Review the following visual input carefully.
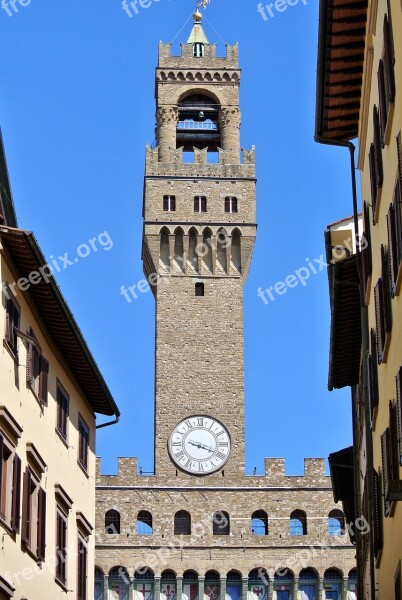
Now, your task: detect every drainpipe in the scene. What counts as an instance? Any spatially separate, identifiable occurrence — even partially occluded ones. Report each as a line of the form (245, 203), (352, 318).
(96, 414), (120, 430)
(315, 133), (374, 599)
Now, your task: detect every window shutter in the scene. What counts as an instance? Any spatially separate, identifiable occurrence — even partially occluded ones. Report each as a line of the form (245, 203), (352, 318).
(397, 133), (402, 189)
(381, 429), (392, 516)
(373, 106), (383, 188)
(37, 488), (46, 561)
(56, 512), (67, 583)
(0, 434), (3, 509)
(387, 203), (398, 291)
(383, 15), (395, 104)
(39, 357), (49, 406)
(11, 454), (21, 534)
(374, 280), (385, 362)
(26, 343), (33, 387)
(378, 60), (387, 140)
(373, 469), (383, 556)
(22, 469), (32, 546)
(369, 144), (378, 222)
(369, 330), (379, 413)
(381, 244), (392, 333)
(390, 400), (399, 481)
(4, 307), (12, 345)
(78, 538), (88, 600)
(397, 368), (402, 467)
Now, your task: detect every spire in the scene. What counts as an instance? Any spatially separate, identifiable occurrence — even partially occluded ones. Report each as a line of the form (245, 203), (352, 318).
(187, 4), (209, 45)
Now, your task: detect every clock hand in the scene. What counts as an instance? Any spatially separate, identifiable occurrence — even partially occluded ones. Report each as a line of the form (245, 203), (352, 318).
(188, 439), (214, 452)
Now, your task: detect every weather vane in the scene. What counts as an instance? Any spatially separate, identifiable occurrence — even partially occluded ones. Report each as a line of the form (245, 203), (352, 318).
(196, 0), (211, 9)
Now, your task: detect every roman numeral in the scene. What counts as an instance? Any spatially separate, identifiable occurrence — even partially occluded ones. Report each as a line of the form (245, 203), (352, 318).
(198, 463), (205, 472)
(197, 417), (204, 427)
(175, 451), (184, 460)
(219, 442), (229, 447)
(185, 459), (193, 469)
(185, 420), (193, 431)
(215, 429), (224, 436)
(172, 442), (182, 447)
(216, 451), (227, 460)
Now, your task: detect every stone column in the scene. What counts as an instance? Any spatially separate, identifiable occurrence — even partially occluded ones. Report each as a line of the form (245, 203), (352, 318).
(129, 577), (134, 600)
(293, 578), (299, 598)
(267, 582), (273, 600)
(220, 576), (226, 600)
(103, 575), (108, 600)
(241, 577), (248, 600)
(177, 577), (183, 600)
(342, 576), (348, 600)
(319, 577), (324, 599)
(197, 234), (204, 273)
(219, 107), (241, 164)
(154, 576), (161, 600)
(198, 576), (205, 600)
(157, 106), (178, 163)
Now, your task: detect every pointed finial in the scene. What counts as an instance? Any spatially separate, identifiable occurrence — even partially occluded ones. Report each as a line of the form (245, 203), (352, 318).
(196, 0), (211, 11)
(193, 6), (203, 21)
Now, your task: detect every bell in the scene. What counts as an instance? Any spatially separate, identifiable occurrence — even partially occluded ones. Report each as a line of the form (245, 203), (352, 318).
(198, 111), (206, 120)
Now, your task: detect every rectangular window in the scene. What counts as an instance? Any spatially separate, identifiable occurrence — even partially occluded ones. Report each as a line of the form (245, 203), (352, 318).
(0, 434), (21, 533)
(387, 176), (402, 296)
(225, 196), (238, 213)
(396, 565), (401, 600)
(163, 195), (176, 212)
(26, 337), (49, 405)
(194, 196), (207, 213)
(56, 508), (67, 586)
(77, 535), (88, 600)
(78, 418), (90, 472)
(56, 384), (69, 441)
(373, 469), (383, 556)
(396, 367), (402, 467)
(362, 201), (373, 298)
(368, 330), (379, 423)
(195, 282), (204, 297)
(4, 295), (20, 358)
(22, 468), (46, 560)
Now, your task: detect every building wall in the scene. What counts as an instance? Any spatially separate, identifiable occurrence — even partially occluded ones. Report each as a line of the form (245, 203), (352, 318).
(358, 0), (402, 595)
(0, 252), (96, 599)
(96, 457), (357, 596)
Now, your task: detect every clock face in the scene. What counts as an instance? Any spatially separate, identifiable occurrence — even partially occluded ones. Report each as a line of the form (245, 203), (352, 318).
(168, 415), (231, 475)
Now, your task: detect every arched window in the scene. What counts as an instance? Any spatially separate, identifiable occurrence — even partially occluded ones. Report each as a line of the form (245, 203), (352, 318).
(137, 511), (153, 535)
(205, 571), (220, 600)
(323, 569), (343, 600)
(109, 567), (129, 600)
(95, 568), (104, 600)
(160, 227), (170, 271)
(328, 509), (345, 536)
(105, 509), (120, 534)
(251, 510), (268, 536)
(248, 569), (268, 599)
(226, 571), (241, 600)
(213, 511), (230, 535)
(174, 227), (184, 272)
(274, 570), (294, 599)
(134, 569), (154, 600)
(299, 569), (318, 600)
(348, 568), (357, 596)
(135, 568), (155, 580)
(183, 570), (198, 600)
(216, 228), (228, 274)
(188, 227), (198, 272)
(231, 229), (241, 273)
(290, 510), (307, 536)
(202, 228), (213, 273)
(174, 510), (191, 535)
(161, 570), (176, 600)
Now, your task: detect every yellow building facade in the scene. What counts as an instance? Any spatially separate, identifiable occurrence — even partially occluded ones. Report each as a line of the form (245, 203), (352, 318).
(316, 0), (402, 596)
(0, 132), (120, 600)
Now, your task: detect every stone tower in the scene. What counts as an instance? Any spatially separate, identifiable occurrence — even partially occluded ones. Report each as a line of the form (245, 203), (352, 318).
(95, 12), (357, 599)
(141, 8), (256, 482)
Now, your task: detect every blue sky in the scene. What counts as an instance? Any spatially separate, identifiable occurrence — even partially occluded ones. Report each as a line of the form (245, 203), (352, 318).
(0, 0), (356, 475)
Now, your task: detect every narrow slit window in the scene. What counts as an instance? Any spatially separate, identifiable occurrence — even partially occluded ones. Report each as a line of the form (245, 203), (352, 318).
(193, 43), (205, 58)
(195, 283), (204, 297)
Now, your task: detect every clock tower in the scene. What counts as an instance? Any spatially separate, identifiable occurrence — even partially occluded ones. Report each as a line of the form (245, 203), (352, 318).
(95, 10), (357, 596)
(142, 8), (257, 481)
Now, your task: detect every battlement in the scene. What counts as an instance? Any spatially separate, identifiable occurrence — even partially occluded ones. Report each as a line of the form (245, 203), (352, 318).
(145, 145), (256, 178)
(158, 42), (239, 70)
(96, 456), (331, 488)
